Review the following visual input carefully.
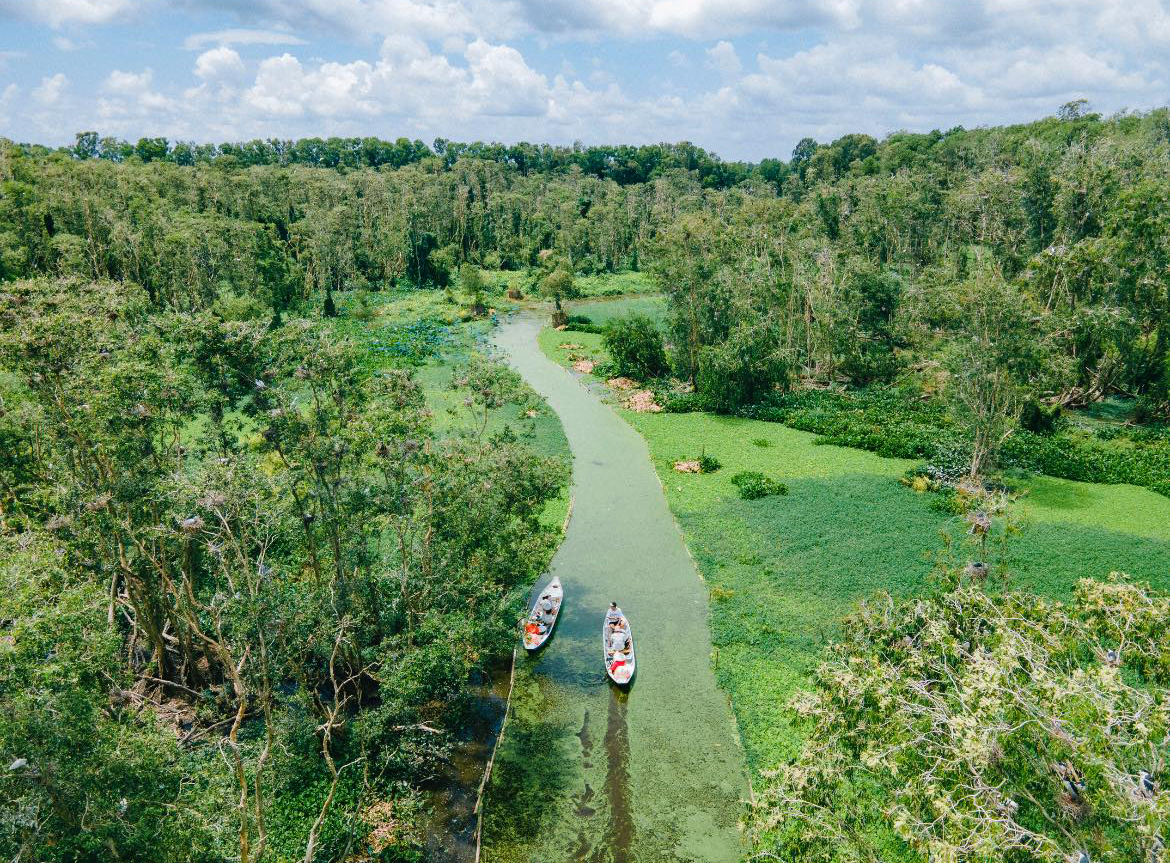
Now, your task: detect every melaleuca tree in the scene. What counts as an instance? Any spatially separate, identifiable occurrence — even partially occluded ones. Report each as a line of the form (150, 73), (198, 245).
(753, 571), (1170, 862)
(0, 534), (210, 862)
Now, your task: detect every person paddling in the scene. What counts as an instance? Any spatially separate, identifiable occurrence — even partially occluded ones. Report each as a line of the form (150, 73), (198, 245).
(606, 601), (623, 623)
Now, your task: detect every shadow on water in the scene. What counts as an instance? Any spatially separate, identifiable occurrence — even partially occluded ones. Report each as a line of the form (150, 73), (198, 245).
(418, 664), (511, 862)
(601, 688), (633, 863)
(480, 668), (582, 856)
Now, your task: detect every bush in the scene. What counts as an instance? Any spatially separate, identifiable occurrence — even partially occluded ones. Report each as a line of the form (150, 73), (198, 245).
(563, 314), (604, 335)
(602, 314), (669, 380)
(731, 471), (788, 500)
(1019, 398), (1061, 433)
(663, 392), (706, 413)
(698, 452), (721, 473)
(738, 387), (1170, 498)
(697, 323), (789, 413)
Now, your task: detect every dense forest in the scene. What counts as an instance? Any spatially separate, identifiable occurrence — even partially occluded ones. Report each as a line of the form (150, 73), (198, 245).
(3, 100), (1170, 861)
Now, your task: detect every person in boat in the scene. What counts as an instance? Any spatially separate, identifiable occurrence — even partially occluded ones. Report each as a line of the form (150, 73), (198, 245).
(609, 627), (630, 655)
(538, 595), (556, 626)
(606, 602), (623, 623)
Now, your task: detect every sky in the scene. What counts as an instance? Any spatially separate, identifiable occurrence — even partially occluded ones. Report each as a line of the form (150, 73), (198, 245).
(0, 1), (1168, 161)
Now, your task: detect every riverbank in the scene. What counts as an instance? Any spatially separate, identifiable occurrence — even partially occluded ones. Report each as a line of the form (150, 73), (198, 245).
(536, 325), (1170, 778)
(330, 290), (572, 859)
(482, 315), (750, 863)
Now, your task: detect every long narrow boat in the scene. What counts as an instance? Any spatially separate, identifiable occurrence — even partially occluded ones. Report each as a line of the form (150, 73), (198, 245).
(522, 577), (563, 652)
(602, 610), (636, 686)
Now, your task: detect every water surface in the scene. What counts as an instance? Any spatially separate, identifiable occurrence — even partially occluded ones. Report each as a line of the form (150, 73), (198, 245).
(482, 315), (749, 862)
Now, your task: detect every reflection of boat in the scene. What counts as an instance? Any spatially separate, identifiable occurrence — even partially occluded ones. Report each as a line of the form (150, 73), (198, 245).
(603, 610), (635, 686)
(522, 577), (563, 652)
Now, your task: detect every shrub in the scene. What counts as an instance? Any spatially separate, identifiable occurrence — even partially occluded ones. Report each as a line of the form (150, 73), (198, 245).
(1019, 398), (1061, 434)
(663, 392), (706, 413)
(698, 452), (721, 473)
(602, 314), (669, 380)
(697, 323), (789, 413)
(738, 387), (1170, 498)
(563, 314), (604, 335)
(753, 576), (1170, 860)
(751, 438), (771, 448)
(731, 471), (788, 500)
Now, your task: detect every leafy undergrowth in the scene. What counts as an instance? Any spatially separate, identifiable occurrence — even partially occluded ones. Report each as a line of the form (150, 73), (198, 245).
(336, 289), (571, 530)
(740, 389), (1170, 497)
(568, 294), (668, 326)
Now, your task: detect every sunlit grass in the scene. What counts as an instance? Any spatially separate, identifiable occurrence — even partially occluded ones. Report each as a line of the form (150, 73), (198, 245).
(568, 294), (668, 326)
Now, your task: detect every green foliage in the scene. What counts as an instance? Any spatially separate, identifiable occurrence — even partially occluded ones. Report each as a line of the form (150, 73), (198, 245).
(602, 313), (669, 380)
(740, 388), (1170, 497)
(663, 392), (707, 413)
(698, 452), (721, 473)
(539, 268), (577, 304)
(696, 323), (789, 413)
(0, 275), (569, 860)
(755, 576), (1170, 861)
(459, 264), (486, 313)
(0, 535), (208, 862)
(730, 471), (788, 499)
(1020, 397), (1062, 433)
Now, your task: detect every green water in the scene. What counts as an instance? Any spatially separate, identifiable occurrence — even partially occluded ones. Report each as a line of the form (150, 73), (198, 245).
(482, 315), (749, 862)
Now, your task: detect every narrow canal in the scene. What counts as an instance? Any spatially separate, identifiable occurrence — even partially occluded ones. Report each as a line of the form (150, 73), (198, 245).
(481, 315), (749, 862)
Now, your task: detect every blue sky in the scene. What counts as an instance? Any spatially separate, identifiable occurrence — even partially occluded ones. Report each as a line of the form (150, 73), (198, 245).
(1, 0), (1168, 161)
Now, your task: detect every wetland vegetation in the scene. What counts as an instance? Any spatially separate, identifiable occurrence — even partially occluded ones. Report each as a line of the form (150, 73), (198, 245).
(5, 101), (1170, 861)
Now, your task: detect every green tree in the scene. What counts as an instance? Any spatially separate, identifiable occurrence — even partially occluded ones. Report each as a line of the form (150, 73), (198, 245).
(602, 314), (668, 380)
(754, 573), (1170, 862)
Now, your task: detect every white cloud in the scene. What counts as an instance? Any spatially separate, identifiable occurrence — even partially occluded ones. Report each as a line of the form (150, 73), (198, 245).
(6, 0), (1170, 160)
(104, 68), (153, 94)
(0, 83), (18, 127)
(194, 46), (245, 81)
(32, 72), (67, 105)
(705, 41), (741, 75)
(182, 28), (308, 51)
(98, 68), (178, 123)
(0, 0), (134, 26)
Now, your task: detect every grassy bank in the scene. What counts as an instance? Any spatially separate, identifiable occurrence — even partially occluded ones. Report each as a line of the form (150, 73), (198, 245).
(537, 326), (1170, 776)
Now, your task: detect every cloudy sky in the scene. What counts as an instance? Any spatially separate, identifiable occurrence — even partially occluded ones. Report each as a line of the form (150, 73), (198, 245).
(0, 0), (1168, 160)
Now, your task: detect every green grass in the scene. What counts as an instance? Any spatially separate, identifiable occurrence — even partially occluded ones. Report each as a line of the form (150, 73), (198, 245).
(537, 327), (606, 371)
(572, 270), (656, 297)
(479, 269), (656, 300)
(628, 412), (1170, 774)
(568, 294), (668, 326)
(534, 326), (1170, 776)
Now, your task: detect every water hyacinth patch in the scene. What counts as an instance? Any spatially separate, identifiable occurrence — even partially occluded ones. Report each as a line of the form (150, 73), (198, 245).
(368, 319), (453, 364)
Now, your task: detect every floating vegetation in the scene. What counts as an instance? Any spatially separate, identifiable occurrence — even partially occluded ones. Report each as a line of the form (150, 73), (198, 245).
(368, 318), (454, 364)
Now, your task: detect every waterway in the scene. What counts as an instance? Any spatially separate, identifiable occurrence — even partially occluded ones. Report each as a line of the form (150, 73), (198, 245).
(481, 314), (749, 862)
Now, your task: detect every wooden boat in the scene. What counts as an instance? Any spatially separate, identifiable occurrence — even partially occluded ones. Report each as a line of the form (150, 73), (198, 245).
(522, 577), (563, 652)
(603, 610), (635, 686)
